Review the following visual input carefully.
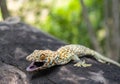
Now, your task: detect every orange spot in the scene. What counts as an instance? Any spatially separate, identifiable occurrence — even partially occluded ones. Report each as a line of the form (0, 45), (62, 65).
(40, 54), (46, 60)
(48, 58), (51, 63)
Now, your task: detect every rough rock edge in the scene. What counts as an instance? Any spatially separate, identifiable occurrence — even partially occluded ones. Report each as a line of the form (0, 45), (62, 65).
(0, 21), (120, 84)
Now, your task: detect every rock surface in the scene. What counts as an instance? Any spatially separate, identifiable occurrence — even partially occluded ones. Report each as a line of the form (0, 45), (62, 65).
(0, 21), (120, 84)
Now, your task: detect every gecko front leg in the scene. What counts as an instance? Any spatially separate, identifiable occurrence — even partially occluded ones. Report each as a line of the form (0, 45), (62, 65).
(72, 55), (92, 67)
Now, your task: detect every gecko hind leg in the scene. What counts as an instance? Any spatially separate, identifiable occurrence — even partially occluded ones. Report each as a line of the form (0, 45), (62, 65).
(97, 59), (106, 63)
(94, 57), (106, 63)
(72, 55), (92, 67)
(74, 60), (92, 67)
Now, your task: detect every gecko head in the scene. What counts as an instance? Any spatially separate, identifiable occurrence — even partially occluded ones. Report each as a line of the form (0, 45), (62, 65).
(26, 50), (53, 72)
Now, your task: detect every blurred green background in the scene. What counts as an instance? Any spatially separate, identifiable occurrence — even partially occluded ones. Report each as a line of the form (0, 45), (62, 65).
(0, 0), (120, 62)
(3, 0), (104, 46)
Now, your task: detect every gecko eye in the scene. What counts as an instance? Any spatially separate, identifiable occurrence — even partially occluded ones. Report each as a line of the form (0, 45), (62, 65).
(40, 54), (46, 60)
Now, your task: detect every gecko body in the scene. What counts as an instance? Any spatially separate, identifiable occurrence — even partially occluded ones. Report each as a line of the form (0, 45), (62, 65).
(26, 44), (120, 72)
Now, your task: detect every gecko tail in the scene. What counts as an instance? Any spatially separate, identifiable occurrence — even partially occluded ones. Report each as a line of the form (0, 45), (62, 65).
(94, 52), (120, 67)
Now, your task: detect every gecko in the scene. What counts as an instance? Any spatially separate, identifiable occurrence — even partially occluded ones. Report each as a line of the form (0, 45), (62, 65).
(26, 44), (120, 72)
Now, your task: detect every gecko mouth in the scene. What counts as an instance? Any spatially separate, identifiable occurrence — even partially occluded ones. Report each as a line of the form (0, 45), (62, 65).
(26, 62), (45, 72)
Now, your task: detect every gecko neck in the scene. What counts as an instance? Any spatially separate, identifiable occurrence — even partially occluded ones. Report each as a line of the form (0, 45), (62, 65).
(52, 52), (61, 65)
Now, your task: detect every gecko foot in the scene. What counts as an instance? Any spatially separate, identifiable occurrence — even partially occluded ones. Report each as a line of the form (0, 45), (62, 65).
(74, 60), (92, 67)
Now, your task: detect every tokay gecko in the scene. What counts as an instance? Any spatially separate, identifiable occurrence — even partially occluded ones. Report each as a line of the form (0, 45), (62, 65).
(26, 44), (120, 72)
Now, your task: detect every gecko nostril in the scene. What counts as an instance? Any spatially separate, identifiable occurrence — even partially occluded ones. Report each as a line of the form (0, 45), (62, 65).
(26, 56), (32, 61)
(26, 56), (30, 59)
(26, 57), (29, 60)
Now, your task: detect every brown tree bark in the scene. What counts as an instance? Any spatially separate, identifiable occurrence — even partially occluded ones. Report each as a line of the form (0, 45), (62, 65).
(80, 0), (101, 53)
(104, 0), (120, 61)
(0, 0), (10, 20)
(111, 0), (120, 61)
(104, 0), (113, 58)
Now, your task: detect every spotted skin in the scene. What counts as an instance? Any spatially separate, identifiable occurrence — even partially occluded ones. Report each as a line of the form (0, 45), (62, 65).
(26, 44), (120, 71)
(26, 50), (57, 69)
(56, 45), (95, 64)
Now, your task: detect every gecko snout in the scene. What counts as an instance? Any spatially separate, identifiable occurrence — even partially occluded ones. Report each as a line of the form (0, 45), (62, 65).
(26, 55), (33, 61)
